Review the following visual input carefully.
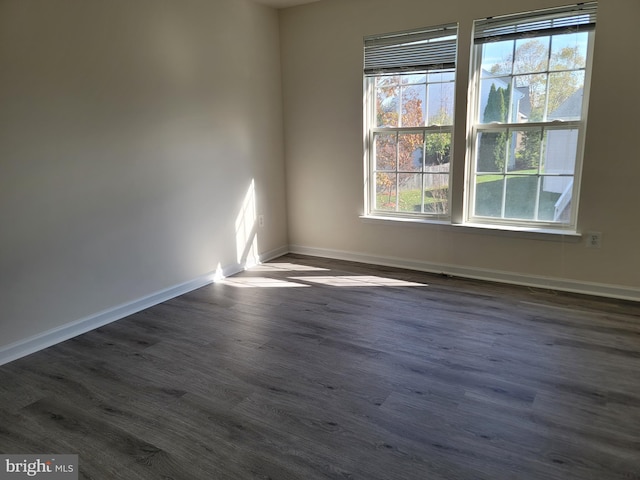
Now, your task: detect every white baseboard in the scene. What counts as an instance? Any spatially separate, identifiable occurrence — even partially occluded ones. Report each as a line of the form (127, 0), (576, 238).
(259, 245), (290, 264)
(4, 242), (633, 367)
(288, 244), (640, 302)
(0, 273), (216, 368)
(0, 245), (290, 367)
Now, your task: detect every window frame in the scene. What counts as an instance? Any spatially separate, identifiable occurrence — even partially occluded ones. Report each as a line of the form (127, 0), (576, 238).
(365, 71), (456, 219)
(363, 24), (459, 221)
(465, 5), (597, 231)
(362, 4), (597, 235)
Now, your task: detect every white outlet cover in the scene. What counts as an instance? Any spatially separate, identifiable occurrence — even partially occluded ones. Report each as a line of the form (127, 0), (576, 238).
(586, 231), (602, 248)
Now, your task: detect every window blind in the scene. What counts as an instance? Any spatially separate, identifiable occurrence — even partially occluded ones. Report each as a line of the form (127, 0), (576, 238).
(364, 24), (458, 76)
(474, 2), (597, 44)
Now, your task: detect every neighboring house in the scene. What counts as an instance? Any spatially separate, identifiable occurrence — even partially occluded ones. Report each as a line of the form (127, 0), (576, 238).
(548, 87), (584, 121)
(544, 87), (584, 221)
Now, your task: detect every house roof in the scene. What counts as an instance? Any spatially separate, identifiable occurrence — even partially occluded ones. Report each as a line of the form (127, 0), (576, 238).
(548, 87), (583, 120)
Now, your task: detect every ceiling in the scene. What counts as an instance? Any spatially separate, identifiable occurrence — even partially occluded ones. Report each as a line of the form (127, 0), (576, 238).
(252, 0), (321, 8)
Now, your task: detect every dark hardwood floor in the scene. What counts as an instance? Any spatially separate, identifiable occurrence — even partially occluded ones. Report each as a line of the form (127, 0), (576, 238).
(1, 254), (639, 479)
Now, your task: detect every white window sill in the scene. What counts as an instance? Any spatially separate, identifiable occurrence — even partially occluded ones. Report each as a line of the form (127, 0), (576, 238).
(360, 215), (582, 242)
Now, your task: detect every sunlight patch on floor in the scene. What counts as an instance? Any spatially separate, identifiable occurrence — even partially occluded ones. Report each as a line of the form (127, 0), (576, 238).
(289, 275), (427, 287)
(222, 277), (310, 288)
(249, 263), (329, 272)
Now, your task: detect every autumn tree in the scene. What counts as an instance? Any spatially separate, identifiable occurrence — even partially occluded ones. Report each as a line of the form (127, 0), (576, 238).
(374, 75), (452, 212)
(374, 77), (400, 206)
(375, 78), (426, 210)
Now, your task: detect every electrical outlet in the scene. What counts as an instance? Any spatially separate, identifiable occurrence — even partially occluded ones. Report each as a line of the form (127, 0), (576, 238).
(258, 215), (265, 228)
(586, 231), (602, 249)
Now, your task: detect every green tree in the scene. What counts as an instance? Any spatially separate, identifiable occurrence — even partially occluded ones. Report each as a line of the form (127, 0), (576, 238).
(425, 107), (452, 166)
(479, 84), (508, 171)
(517, 129), (542, 169)
(484, 84), (507, 123)
(422, 107), (452, 214)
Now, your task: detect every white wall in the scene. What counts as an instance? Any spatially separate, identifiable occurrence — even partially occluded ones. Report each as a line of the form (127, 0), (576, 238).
(0, 0), (288, 353)
(280, 0), (640, 298)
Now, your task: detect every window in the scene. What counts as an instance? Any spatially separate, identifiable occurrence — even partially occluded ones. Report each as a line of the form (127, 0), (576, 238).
(362, 3), (597, 233)
(364, 24), (458, 218)
(468, 3), (597, 228)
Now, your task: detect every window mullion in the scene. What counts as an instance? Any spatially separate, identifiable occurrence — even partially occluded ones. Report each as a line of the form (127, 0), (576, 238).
(475, 120), (580, 131)
(500, 175), (507, 219)
(534, 175), (541, 220)
(395, 132), (400, 212)
(397, 85), (403, 128)
(538, 128), (544, 175)
(421, 134), (427, 213)
(544, 35), (554, 121)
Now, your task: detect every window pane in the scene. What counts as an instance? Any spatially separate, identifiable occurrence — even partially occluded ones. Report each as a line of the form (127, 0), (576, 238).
(398, 133), (424, 172)
(423, 174), (449, 214)
(401, 85), (426, 127)
(376, 76), (399, 87)
(515, 73), (547, 122)
(541, 176), (573, 222)
(479, 78), (511, 123)
(427, 82), (454, 125)
(402, 73), (426, 84)
(504, 175), (538, 220)
(547, 71), (584, 120)
(541, 128), (578, 175)
(428, 70), (455, 83)
(477, 131), (507, 173)
(475, 176), (504, 218)
(398, 174), (422, 212)
(508, 129), (542, 172)
(469, 13), (593, 227)
(375, 173), (397, 211)
(480, 40), (514, 76)
(425, 132), (451, 168)
(376, 85), (399, 127)
(550, 32), (588, 71)
(374, 133), (397, 171)
(513, 37), (550, 74)
(366, 27), (458, 220)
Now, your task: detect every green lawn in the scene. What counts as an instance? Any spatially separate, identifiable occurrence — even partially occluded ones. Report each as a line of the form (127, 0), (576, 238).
(475, 175), (560, 220)
(475, 169), (538, 184)
(376, 186), (447, 213)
